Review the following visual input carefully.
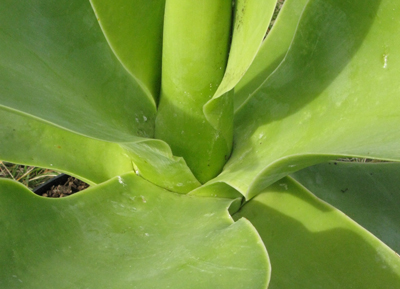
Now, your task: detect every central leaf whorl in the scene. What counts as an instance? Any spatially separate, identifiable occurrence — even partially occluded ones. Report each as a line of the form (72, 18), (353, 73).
(155, 0), (233, 183)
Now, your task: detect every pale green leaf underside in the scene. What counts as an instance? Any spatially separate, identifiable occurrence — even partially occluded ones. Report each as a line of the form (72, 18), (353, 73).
(89, 0), (165, 102)
(234, 0), (309, 111)
(292, 161), (400, 254)
(234, 177), (400, 288)
(212, 0), (400, 199)
(0, 174), (270, 289)
(0, 0), (156, 142)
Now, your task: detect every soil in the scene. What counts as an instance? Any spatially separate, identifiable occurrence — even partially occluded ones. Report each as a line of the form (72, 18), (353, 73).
(41, 176), (89, 198)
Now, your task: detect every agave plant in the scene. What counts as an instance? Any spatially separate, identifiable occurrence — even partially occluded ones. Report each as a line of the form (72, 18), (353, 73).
(1, 0), (400, 287)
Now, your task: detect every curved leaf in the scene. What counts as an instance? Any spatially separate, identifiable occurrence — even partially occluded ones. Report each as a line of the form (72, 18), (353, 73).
(212, 0), (277, 99)
(292, 161), (400, 254)
(0, 0), (156, 142)
(0, 105), (199, 192)
(121, 140), (201, 193)
(0, 174), (270, 288)
(202, 0), (277, 171)
(89, 0), (165, 101)
(189, 182), (242, 200)
(234, 0), (309, 111)
(0, 107), (132, 185)
(234, 177), (400, 288)
(155, 0), (232, 183)
(210, 0), (400, 198)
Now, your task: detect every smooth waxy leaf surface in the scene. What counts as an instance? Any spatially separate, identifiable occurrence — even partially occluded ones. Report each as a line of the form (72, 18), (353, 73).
(155, 0), (233, 183)
(0, 104), (199, 192)
(292, 161), (400, 253)
(121, 141), (201, 193)
(234, 177), (400, 288)
(201, 0), (277, 175)
(211, 0), (400, 199)
(0, 108), (132, 185)
(0, 0), (200, 192)
(0, 174), (270, 288)
(189, 181), (242, 200)
(0, 0), (156, 142)
(90, 0), (165, 101)
(234, 0), (309, 111)
(212, 0), (277, 99)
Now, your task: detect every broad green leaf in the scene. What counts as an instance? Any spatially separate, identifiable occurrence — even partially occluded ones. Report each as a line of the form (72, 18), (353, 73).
(0, 105), (200, 193)
(89, 0), (165, 101)
(0, 0), (199, 193)
(234, 0), (309, 111)
(155, 0), (233, 183)
(0, 107), (132, 185)
(210, 0), (400, 199)
(0, 174), (270, 289)
(234, 177), (400, 288)
(0, 0), (156, 142)
(292, 161), (400, 254)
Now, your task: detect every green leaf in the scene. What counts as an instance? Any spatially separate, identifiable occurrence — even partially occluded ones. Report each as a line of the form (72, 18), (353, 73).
(212, 0), (277, 99)
(234, 0), (309, 111)
(89, 0), (165, 101)
(0, 0), (156, 142)
(155, 0), (233, 183)
(0, 107), (133, 185)
(201, 0), (278, 176)
(0, 174), (270, 288)
(0, 105), (201, 192)
(292, 161), (400, 254)
(210, 0), (400, 199)
(0, 0), (200, 192)
(234, 177), (400, 288)
(189, 181), (242, 200)
(121, 140), (201, 193)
